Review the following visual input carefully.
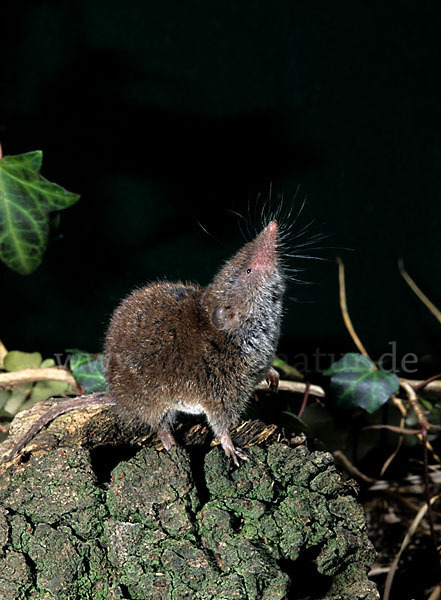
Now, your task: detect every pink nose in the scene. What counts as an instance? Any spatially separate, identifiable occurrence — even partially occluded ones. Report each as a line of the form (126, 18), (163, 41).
(267, 220), (278, 233)
(249, 221), (278, 273)
(264, 220), (278, 246)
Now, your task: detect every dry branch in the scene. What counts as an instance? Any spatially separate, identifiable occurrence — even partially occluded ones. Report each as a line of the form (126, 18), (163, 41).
(256, 378), (325, 398)
(0, 367), (81, 392)
(400, 377), (441, 400)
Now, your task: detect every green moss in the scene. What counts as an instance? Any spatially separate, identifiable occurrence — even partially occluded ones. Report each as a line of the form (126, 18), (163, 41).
(0, 439), (378, 599)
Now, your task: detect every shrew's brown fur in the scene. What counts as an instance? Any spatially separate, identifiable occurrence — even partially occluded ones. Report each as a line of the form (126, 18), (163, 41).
(105, 221), (284, 464)
(8, 222), (284, 466)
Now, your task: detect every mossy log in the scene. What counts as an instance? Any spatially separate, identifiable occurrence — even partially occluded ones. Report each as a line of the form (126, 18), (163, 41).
(0, 398), (379, 599)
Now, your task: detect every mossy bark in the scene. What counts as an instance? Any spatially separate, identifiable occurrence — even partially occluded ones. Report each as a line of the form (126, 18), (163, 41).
(0, 401), (378, 599)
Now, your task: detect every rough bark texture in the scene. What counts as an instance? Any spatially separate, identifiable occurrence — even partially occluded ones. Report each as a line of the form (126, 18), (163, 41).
(0, 401), (379, 600)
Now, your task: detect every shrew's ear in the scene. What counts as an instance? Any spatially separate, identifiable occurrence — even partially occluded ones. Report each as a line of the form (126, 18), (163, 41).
(210, 306), (243, 331)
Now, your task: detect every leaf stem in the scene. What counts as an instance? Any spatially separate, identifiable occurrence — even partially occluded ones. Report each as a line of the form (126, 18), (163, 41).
(398, 259), (441, 324)
(336, 257), (374, 365)
(298, 381), (311, 418)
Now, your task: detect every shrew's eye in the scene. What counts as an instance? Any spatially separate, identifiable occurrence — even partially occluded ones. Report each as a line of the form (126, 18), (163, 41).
(246, 268), (252, 274)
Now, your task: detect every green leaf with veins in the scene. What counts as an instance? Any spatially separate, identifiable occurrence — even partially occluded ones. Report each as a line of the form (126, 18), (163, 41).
(67, 350), (99, 371)
(0, 150), (80, 274)
(70, 353), (108, 393)
(324, 352), (399, 414)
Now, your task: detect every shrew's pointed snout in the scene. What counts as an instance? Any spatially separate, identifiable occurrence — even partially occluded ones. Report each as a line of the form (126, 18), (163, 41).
(264, 220), (279, 247)
(267, 220), (278, 234)
(249, 221), (279, 274)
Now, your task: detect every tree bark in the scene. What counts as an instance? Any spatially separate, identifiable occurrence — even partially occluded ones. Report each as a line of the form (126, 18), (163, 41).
(0, 398), (379, 600)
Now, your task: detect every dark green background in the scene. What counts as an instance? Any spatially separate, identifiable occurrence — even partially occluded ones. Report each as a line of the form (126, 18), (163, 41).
(1, 0), (440, 372)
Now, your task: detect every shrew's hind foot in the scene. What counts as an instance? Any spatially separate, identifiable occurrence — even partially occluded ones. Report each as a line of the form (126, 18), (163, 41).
(219, 431), (250, 467)
(157, 425), (177, 451)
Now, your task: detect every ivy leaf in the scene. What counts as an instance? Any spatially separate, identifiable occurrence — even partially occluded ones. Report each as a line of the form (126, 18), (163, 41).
(67, 349), (98, 371)
(324, 353), (399, 414)
(283, 411), (311, 435)
(0, 409), (14, 422)
(272, 356), (304, 380)
(4, 385), (33, 415)
(30, 380), (72, 404)
(0, 150), (80, 274)
(3, 351), (42, 371)
(16, 150), (42, 172)
(70, 352), (108, 393)
(0, 390), (10, 409)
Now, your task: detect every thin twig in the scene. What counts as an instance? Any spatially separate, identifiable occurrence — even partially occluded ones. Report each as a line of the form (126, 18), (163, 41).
(0, 368), (81, 392)
(398, 259), (441, 325)
(411, 372), (441, 392)
(256, 379), (325, 398)
(421, 425), (438, 548)
(383, 494), (440, 600)
(298, 381), (311, 419)
(333, 450), (376, 484)
(400, 381), (438, 552)
(369, 566), (391, 577)
(400, 381), (430, 430)
(400, 377), (441, 399)
(380, 415), (405, 476)
(363, 424), (421, 435)
(336, 257), (374, 364)
(391, 394), (408, 418)
(428, 585), (441, 600)
(380, 396), (408, 476)
(400, 381), (441, 463)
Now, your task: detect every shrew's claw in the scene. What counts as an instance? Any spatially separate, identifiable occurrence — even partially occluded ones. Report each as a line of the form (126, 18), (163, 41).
(266, 367), (280, 392)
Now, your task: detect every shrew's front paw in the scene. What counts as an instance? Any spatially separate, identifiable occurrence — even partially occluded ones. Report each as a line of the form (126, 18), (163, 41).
(266, 367), (280, 392)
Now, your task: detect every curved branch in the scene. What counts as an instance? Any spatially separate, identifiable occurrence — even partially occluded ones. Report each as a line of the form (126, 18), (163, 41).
(0, 367), (81, 392)
(398, 260), (441, 325)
